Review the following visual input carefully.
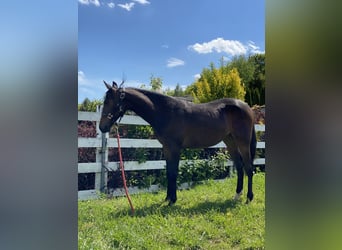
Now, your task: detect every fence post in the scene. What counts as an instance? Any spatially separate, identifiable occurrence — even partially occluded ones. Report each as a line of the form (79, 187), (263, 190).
(95, 105), (108, 193)
(100, 131), (108, 192)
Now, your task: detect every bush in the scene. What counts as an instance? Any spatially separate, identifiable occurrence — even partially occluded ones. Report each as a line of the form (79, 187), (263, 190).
(178, 149), (231, 186)
(105, 149), (232, 191)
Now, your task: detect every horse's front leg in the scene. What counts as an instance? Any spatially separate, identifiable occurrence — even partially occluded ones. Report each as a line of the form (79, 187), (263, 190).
(164, 147), (180, 205)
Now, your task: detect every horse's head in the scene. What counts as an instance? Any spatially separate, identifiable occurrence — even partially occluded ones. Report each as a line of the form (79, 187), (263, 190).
(99, 80), (126, 133)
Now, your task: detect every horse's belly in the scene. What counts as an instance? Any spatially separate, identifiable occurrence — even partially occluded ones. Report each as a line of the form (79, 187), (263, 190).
(182, 140), (221, 149)
(182, 131), (225, 148)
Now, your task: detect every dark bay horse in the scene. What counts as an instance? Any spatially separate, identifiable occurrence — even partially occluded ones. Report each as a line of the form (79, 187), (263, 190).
(99, 81), (257, 205)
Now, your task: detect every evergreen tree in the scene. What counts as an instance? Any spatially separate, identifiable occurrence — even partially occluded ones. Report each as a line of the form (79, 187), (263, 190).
(248, 54), (265, 105)
(173, 83), (185, 97)
(225, 54), (265, 105)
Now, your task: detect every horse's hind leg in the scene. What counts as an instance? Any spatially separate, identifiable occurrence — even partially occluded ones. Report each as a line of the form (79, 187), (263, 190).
(224, 135), (244, 200)
(226, 132), (254, 203)
(237, 141), (254, 203)
(163, 146), (180, 205)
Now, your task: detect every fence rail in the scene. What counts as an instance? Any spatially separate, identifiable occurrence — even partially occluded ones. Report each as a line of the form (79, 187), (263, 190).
(78, 110), (265, 200)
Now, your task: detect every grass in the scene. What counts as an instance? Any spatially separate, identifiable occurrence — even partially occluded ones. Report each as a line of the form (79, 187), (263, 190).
(78, 173), (265, 249)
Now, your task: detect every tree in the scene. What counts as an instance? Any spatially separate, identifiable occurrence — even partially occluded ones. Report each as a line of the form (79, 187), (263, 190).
(247, 54), (265, 105)
(78, 98), (103, 112)
(188, 62), (246, 103)
(150, 75), (163, 92)
(225, 55), (255, 84)
(224, 54), (265, 106)
(173, 83), (185, 97)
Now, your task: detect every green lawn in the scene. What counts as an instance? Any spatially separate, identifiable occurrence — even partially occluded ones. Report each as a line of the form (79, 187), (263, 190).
(78, 173), (265, 249)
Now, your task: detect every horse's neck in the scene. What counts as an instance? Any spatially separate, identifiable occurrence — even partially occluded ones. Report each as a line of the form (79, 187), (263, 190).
(125, 88), (157, 125)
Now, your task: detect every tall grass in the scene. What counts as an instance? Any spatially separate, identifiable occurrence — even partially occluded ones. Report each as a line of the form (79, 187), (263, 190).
(79, 173), (265, 249)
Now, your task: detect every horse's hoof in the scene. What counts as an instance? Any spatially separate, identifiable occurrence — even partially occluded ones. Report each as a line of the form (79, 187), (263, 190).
(168, 201), (175, 206)
(165, 196), (176, 206)
(245, 196), (253, 204)
(246, 193), (254, 204)
(234, 192), (242, 201)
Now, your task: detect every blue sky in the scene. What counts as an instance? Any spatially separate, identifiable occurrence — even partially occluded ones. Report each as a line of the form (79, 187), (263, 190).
(78, 0), (264, 103)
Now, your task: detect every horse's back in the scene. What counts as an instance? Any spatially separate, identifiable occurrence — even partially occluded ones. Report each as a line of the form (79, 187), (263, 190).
(185, 98), (252, 119)
(169, 99), (242, 147)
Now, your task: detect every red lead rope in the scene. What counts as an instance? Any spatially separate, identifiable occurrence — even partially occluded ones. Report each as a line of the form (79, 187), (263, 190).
(116, 127), (135, 216)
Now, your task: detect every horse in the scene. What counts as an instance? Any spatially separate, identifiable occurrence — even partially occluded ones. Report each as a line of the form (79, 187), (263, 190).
(99, 81), (257, 205)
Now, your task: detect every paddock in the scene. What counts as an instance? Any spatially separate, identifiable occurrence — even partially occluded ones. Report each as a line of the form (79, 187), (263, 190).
(78, 108), (265, 200)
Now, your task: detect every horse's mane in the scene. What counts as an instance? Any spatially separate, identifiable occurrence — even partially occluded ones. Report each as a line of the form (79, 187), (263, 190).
(129, 88), (184, 107)
(130, 88), (172, 99)
(126, 87), (242, 113)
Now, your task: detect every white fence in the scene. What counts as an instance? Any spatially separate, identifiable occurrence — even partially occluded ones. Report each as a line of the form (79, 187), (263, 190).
(78, 110), (265, 200)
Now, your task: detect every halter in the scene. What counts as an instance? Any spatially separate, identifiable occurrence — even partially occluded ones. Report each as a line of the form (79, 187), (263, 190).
(102, 88), (126, 123)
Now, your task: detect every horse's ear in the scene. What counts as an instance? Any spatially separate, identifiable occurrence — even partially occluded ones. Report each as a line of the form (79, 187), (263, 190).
(103, 80), (112, 90)
(119, 80), (125, 89)
(112, 81), (118, 89)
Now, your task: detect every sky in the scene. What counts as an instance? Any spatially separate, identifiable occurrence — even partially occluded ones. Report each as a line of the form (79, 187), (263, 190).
(78, 0), (265, 103)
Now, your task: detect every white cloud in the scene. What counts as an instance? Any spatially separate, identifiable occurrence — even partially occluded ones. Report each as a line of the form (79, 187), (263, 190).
(78, 70), (97, 87)
(78, 71), (106, 102)
(78, 0), (100, 7)
(194, 74), (201, 80)
(188, 38), (264, 56)
(78, 0), (151, 10)
(161, 44), (169, 49)
(118, 2), (135, 11)
(78, 71), (86, 85)
(107, 2), (115, 8)
(133, 0), (150, 5)
(167, 58), (185, 68)
(188, 38), (246, 56)
(247, 41), (265, 54)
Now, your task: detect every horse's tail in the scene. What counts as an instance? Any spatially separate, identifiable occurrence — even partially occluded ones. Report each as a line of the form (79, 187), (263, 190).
(250, 125), (257, 163)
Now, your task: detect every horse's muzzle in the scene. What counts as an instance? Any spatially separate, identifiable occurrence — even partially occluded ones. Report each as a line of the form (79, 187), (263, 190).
(99, 122), (110, 133)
